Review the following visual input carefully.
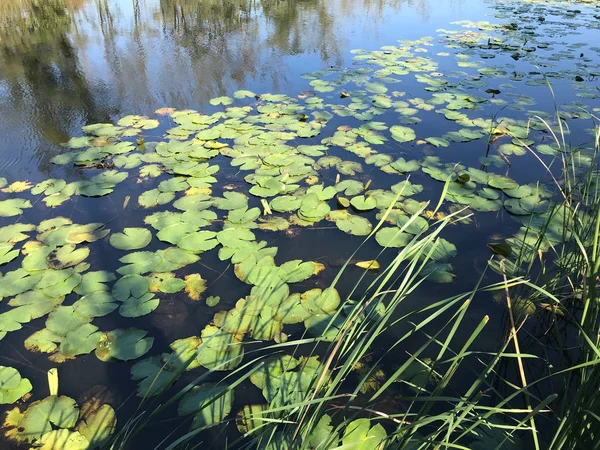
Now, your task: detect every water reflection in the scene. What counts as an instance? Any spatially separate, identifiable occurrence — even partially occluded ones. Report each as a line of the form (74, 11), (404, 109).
(0, 0), (457, 176)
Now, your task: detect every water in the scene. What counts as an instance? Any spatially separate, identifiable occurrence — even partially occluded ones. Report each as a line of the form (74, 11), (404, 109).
(0, 0), (599, 448)
(0, 0), (492, 179)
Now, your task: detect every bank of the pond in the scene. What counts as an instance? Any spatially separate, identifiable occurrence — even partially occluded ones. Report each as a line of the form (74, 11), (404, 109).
(0, 0), (599, 449)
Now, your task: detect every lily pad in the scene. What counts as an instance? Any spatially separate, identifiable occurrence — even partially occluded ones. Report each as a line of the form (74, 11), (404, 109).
(375, 228), (411, 248)
(335, 215), (373, 236)
(178, 383), (234, 429)
(390, 125), (416, 143)
(7, 395), (79, 442)
(95, 328), (154, 362)
(0, 366), (32, 404)
(350, 195), (377, 211)
(77, 404), (116, 449)
(184, 274), (207, 301)
(342, 418), (387, 450)
(109, 228), (152, 250)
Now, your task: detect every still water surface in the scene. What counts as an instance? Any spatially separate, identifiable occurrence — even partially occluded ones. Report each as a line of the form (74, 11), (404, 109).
(0, 0), (489, 178)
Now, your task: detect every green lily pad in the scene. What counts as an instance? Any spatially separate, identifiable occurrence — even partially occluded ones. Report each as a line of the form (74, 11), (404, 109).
(422, 262), (455, 283)
(130, 356), (178, 397)
(178, 231), (219, 253)
(109, 228), (152, 250)
(112, 275), (149, 301)
(36, 429), (89, 450)
(72, 292), (118, 318)
(258, 217), (289, 231)
(139, 189), (175, 208)
(217, 228), (255, 249)
(119, 293), (159, 318)
(488, 175), (519, 190)
(117, 252), (162, 276)
(0, 223), (35, 243)
(148, 272), (185, 294)
(0, 243), (19, 266)
(335, 215), (373, 236)
(0, 366), (32, 404)
(206, 296), (220, 307)
(215, 192), (248, 210)
(77, 404), (116, 449)
(178, 383), (234, 430)
(193, 325), (244, 371)
(156, 222), (198, 245)
(95, 328), (154, 362)
(0, 199), (32, 217)
(0, 269), (44, 297)
(342, 418), (387, 450)
(65, 224), (110, 244)
(210, 96), (233, 106)
(423, 238), (457, 261)
(425, 136), (450, 147)
(7, 395), (79, 442)
(375, 228), (411, 248)
(270, 196), (303, 213)
(279, 260), (323, 283)
(383, 157), (420, 173)
(390, 125), (416, 143)
(350, 195), (377, 211)
(236, 404), (270, 434)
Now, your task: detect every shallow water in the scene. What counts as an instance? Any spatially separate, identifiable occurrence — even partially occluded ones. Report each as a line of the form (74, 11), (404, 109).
(0, 0), (599, 448)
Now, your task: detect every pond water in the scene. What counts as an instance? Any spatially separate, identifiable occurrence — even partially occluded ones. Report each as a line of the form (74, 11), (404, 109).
(0, 0), (599, 448)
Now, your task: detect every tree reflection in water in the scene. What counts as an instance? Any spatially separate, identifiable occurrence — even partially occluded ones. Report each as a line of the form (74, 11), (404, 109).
(0, 0), (432, 175)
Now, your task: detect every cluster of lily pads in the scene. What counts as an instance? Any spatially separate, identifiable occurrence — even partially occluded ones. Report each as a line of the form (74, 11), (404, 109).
(4, 394), (116, 449)
(1, 0), (599, 447)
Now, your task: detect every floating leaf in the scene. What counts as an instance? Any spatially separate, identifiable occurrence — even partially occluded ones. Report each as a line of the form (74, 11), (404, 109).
(270, 196), (302, 213)
(258, 217), (289, 231)
(355, 260), (380, 270)
(95, 329), (154, 362)
(488, 242), (512, 258)
(119, 293), (159, 318)
(0, 243), (19, 266)
(112, 275), (149, 301)
(375, 228), (411, 248)
(147, 273), (185, 294)
(335, 215), (372, 236)
(342, 418), (387, 450)
(109, 228), (152, 250)
(210, 96), (233, 106)
(139, 189), (175, 208)
(36, 429), (89, 450)
(350, 195), (377, 211)
(425, 136), (450, 148)
(178, 383), (234, 429)
(6, 395), (79, 442)
(0, 366), (32, 404)
(0, 199), (32, 217)
(390, 125), (416, 143)
(184, 274), (207, 301)
(178, 231), (218, 253)
(130, 356), (177, 397)
(488, 175), (519, 190)
(1, 181), (32, 193)
(72, 292), (118, 318)
(236, 404), (270, 434)
(421, 262), (454, 283)
(77, 403), (116, 449)
(206, 296), (220, 307)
